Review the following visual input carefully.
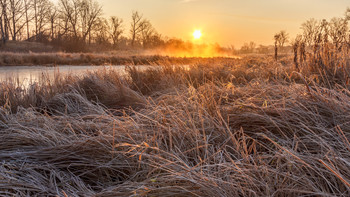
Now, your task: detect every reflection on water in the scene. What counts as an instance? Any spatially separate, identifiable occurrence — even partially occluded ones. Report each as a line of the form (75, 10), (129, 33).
(0, 65), (146, 88)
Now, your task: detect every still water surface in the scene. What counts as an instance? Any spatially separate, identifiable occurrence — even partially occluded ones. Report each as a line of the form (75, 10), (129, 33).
(0, 65), (148, 88)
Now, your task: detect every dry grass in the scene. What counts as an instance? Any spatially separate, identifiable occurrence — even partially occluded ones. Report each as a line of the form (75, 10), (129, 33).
(1, 55), (350, 196)
(0, 51), (238, 66)
(0, 41), (55, 53)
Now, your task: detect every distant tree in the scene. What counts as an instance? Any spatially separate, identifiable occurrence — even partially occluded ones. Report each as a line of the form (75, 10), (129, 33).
(140, 19), (156, 48)
(80, 0), (102, 43)
(320, 19), (329, 45)
(0, 0), (9, 44)
(301, 18), (320, 47)
(33, 0), (49, 35)
(278, 31), (289, 47)
(33, 0), (52, 40)
(23, 0), (33, 40)
(329, 17), (348, 49)
(130, 11), (144, 47)
(8, 0), (26, 41)
(58, 0), (101, 43)
(149, 33), (163, 48)
(248, 41), (256, 52)
(345, 7), (350, 21)
(56, 0), (69, 39)
(48, 5), (57, 40)
(291, 35), (303, 70)
(93, 17), (109, 45)
(257, 45), (268, 54)
(274, 34), (279, 61)
(108, 16), (123, 48)
(228, 45), (236, 54)
(274, 30), (289, 61)
(59, 0), (80, 39)
(345, 8), (350, 50)
(240, 42), (250, 54)
(240, 42), (255, 54)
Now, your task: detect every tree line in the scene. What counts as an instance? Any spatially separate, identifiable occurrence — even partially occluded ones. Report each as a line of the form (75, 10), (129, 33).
(0, 0), (163, 51)
(274, 8), (350, 65)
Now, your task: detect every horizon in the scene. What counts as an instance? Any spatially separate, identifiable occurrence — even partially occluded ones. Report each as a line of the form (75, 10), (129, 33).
(93, 0), (349, 47)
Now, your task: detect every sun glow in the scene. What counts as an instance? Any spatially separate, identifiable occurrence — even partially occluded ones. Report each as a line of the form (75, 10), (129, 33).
(193, 30), (202, 40)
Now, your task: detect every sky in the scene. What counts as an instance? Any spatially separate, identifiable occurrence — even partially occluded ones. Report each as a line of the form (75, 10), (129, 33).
(93, 0), (348, 47)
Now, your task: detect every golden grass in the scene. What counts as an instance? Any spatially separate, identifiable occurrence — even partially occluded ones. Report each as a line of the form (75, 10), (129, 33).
(1, 55), (350, 196)
(0, 51), (239, 66)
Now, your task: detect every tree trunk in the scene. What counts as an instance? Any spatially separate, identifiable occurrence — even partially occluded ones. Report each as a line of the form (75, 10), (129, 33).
(0, 15), (4, 44)
(274, 42), (278, 61)
(24, 0), (29, 40)
(34, 0), (37, 39)
(12, 9), (16, 41)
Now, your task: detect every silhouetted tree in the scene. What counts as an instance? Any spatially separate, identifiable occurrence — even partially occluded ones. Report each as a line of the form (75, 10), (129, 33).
(130, 11), (143, 47)
(58, 0), (101, 43)
(140, 19), (156, 48)
(274, 30), (289, 61)
(108, 16), (123, 48)
(48, 5), (57, 40)
(0, 0), (9, 44)
(33, 0), (51, 40)
(0, 0), (167, 51)
(292, 35), (303, 70)
(329, 17), (348, 50)
(59, 0), (80, 39)
(257, 45), (268, 54)
(93, 17), (108, 45)
(23, 0), (33, 40)
(240, 41), (255, 54)
(8, 0), (26, 41)
(80, 0), (102, 43)
(301, 18), (320, 47)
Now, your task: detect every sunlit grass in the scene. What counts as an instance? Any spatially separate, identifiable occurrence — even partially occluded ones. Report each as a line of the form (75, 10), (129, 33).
(1, 53), (350, 196)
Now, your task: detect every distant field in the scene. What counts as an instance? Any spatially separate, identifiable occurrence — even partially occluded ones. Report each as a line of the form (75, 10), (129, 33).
(0, 51), (241, 66)
(0, 41), (240, 66)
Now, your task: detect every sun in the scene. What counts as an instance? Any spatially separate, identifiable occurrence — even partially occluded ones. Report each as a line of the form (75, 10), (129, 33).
(193, 30), (202, 40)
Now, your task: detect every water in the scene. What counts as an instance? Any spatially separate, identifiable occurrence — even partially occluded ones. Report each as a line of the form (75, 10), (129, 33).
(0, 65), (148, 88)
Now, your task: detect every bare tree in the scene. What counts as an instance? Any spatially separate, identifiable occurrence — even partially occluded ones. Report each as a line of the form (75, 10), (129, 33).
(345, 7), (350, 21)
(274, 31), (289, 61)
(79, 0), (102, 43)
(0, 0), (8, 44)
(0, 0), (162, 50)
(59, 0), (80, 39)
(130, 11), (144, 47)
(329, 17), (348, 49)
(140, 19), (155, 48)
(8, 0), (26, 41)
(58, 0), (101, 43)
(23, 0), (33, 40)
(301, 18), (320, 47)
(291, 35), (303, 70)
(344, 8), (350, 51)
(33, 0), (51, 40)
(257, 44), (268, 54)
(56, 0), (70, 39)
(278, 30), (289, 47)
(248, 41), (256, 52)
(48, 4), (57, 40)
(108, 16), (123, 48)
(93, 17), (108, 44)
(274, 33), (279, 61)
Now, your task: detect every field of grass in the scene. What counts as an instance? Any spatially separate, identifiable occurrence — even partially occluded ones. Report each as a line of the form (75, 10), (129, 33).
(0, 50), (239, 66)
(1, 53), (350, 196)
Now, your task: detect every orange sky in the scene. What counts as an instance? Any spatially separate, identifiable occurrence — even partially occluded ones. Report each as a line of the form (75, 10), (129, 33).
(96, 0), (348, 47)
